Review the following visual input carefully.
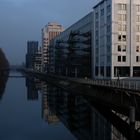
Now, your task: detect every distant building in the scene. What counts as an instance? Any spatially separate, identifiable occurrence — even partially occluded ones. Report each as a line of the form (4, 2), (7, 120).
(41, 22), (64, 72)
(25, 77), (39, 101)
(34, 47), (42, 71)
(26, 41), (38, 69)
(41, 85), (59, 124)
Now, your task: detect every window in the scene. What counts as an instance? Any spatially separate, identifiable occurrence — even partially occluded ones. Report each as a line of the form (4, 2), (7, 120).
(96, 48), (99, 54)
(118, 14), (122, 21)
(118, 56), (121, 62)
(136, 5), (140, 12)
(107, 55), (111, 63)
(122, 25), (127, 31)
(95, 12), (99, 19)
(118, 34), (126, 41)
(107, 45), (110, 52)
(96, 57), (99, 63)
(118, 24), (121, 31)
(136, 46), (140, 52)
(122, 56), (126, 62)
(95, 21), (98, 28)
(101, 9), (104, 16)
(122, 45), (126, 51)
(107, 25), (111, 33)
(118, 24), (127, 31)
(136, 25), (140, 32)
(122, 35), (126, 41)
(96, 39), (99, 46)
(95, 30), (98, 36)
(107, 15), (111, 22)
(118, 4), (127, 11)
(118, 14), (127, 21)
(122, 14), (127, 21)
(118, 45), (121, 51)
(136, 35), (140, 42)
(107, 35), (111, 43)
(118, 35), (121, 41)
(136, 56), (140, 62)
(107, 5), (111, 13)
(136, 15), (140, 22)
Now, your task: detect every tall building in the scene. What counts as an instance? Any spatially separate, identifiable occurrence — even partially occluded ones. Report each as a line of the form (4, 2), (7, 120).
(26, 41), (38, 69)
(34, 47), (42, 71)
(93, 0), (140, 79)
(42, 22), (64, 72)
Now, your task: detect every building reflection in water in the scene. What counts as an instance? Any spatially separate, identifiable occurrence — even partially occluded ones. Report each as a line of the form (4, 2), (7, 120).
(27, 79), (128, 140)
(25, 77), (41, 101)
(41, 84), (59, 124)
(40, 84), (127, 140)
(0, 71), (9, 100)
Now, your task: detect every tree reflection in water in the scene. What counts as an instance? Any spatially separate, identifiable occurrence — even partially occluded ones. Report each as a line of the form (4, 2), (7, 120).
(0, 71), (9, 100)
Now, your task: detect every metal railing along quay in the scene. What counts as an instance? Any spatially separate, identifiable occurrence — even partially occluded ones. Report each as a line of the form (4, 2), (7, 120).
(23, 69), (140, 94)
(61, 77), (140, 94)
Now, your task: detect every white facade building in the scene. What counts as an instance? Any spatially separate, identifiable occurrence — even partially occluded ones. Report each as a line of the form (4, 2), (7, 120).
(93, 0), (140, 79)
(47, 0), (140, 79)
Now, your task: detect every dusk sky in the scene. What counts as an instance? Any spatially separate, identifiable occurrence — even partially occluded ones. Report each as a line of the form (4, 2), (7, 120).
(0, 0), (98, 65)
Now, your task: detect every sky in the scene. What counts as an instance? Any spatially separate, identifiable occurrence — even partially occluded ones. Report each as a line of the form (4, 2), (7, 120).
(0, 0), (98, 65)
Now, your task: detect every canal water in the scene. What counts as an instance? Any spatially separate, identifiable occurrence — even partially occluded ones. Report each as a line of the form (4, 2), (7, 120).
(0, 71), (128, 140)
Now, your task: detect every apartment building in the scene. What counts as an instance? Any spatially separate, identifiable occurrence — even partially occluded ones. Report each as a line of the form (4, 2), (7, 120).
(93, 0), (140, 79)
(42, 22), (64, 72)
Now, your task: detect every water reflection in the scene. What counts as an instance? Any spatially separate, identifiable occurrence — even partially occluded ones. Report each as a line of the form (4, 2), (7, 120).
(0, 71), (9, 100)
(37, 83), (128, 140)
(42, 85), (111, 140)
(25, 77), (39, 100)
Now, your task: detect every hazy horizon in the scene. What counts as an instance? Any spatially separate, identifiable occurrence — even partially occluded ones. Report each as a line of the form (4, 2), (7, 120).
(0, 0), (98, 65)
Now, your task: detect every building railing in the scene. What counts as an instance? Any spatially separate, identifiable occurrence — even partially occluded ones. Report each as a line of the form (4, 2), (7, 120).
(68, 78), (140, 92)
(24, 69), (140, 93)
